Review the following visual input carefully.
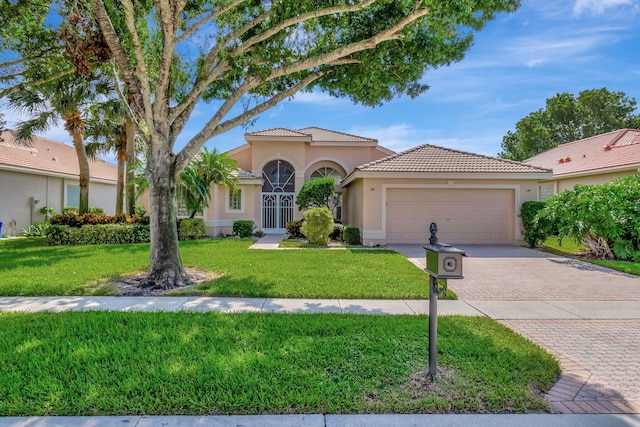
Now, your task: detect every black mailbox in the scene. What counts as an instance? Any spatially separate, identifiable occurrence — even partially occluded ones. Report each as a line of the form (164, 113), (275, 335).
(424, 243), (464, 279)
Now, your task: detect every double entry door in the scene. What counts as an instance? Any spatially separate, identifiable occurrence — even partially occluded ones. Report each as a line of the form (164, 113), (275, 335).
(261, 193), (294, 233)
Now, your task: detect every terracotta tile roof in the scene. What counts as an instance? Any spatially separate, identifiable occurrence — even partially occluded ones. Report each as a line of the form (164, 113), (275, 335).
(0, 130), (117, 181)
(245, 128), (310, 138)
(245, 126), (376, 143)
(296, 126), (377, 143)
(355, 144), (550, 173)
(523, 129), (640, 176)
(233, 169), (261, 180)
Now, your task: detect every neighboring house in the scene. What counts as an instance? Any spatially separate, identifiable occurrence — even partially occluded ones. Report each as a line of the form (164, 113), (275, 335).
(0, 130), (118, 236)
(206, 127), (552, 246)
(523, 129), (640, 201)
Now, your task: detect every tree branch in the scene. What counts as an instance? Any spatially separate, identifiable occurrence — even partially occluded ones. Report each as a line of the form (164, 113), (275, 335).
(90, 0), (145, 114)
(0, 67), (76, 99)
(238, 0), (377, 55)
(176, 0), (245, 43)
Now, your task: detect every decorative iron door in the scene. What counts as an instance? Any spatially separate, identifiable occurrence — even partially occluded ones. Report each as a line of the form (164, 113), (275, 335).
(261, 160), (295, 232)
(262, 193), (294, 231)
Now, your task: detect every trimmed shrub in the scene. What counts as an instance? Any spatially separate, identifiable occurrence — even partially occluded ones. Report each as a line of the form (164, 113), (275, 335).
(329, 223), (344, 241)
(285, 220), (304, 238)
(47, 224), (150, 246)
(295, 177), (337, 211)
(88, 207), (105, 214)
(520, 201), (548, 248)
(300, 207), (333, 245)
(232, 220), (255, 238)
(342, 226), (361, 245)
(178, 218), (206, 240)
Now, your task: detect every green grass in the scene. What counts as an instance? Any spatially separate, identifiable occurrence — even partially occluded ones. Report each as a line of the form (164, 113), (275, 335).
(0, 311), (559, 416)
(0, 238), (448, 299)
(542, 236), (640, 276)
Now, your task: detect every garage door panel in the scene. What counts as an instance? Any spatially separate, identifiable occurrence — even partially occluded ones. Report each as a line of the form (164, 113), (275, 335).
(385, 188), (514, 244)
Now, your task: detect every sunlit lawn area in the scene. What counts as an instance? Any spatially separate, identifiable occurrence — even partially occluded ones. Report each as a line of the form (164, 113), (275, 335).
(542, 236), (640, 276)
(0, 238), (448, 299)
(0, 311), (559, 416)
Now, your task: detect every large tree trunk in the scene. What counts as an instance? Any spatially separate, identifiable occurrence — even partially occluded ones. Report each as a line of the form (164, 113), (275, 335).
(144, 145), (191, 289)
(125, 113), (136, 215)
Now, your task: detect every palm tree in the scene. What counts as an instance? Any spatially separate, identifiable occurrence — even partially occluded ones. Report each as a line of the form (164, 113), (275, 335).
(85, 98), (128, 214)
(9, 72), (109, 214)
(177, 147), (239, 219)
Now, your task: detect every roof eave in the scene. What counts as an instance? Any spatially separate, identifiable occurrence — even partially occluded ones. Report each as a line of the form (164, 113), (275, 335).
(0, 163), (117, 183)
(552, 163), (640, 179)
(342, 170), (553, 186)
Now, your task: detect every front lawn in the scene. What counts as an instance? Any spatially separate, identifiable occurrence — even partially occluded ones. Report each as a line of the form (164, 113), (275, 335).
(542, 236), (640, 276)
(0, 238), (446, 299)
(0, 311), (559, 415)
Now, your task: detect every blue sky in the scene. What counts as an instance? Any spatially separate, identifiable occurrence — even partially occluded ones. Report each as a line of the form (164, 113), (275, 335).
(4, 0), (640, 160)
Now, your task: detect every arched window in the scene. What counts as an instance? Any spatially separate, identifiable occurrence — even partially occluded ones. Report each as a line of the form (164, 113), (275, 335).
(310, 167), (342, 181)
(262, 160), (295, 193)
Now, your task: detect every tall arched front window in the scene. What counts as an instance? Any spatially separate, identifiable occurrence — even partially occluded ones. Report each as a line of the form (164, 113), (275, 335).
(310, 167), (342, 182)
(262, 160), (295, 192)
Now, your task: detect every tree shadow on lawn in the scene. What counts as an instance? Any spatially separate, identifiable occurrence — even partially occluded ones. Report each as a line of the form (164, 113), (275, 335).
(0, 241), (151, 272)
(169, 274), (276, 298)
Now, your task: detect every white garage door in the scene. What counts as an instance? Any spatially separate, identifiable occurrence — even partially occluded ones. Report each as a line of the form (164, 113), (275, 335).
(385, 188), (515, 244)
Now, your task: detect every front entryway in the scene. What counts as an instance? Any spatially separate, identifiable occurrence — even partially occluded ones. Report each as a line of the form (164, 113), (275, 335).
(262, 193), (294, 232)
(261, 159), (295, 233)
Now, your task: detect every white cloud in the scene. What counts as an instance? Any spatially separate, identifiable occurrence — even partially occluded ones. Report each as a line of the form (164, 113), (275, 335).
(573, 0), (634, 15)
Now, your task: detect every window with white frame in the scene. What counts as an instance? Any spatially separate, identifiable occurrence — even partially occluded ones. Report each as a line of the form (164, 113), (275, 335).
(227, 188), (242, 212)
(538, 184), (555, 201)
(66, 184), (80, 208)
(175, 196), (202, 217)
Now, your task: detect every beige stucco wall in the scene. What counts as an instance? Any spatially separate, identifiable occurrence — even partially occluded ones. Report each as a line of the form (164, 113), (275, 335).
(0, 169), (116, 236)
(552, 170), (639, 193)
(205, 182), (261, 237)
(215, 139), (391, 232)
(344, 176), (540, 246)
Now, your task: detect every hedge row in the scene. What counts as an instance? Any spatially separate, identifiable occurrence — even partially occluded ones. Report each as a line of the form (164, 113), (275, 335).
(48, 224), (151, 246)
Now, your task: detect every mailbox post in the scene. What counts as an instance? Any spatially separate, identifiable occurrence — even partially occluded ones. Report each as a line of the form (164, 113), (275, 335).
(424, 223), (464, 376)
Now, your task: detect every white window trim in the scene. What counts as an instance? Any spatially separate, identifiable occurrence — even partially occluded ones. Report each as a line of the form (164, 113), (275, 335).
(225, 188), (244, 214)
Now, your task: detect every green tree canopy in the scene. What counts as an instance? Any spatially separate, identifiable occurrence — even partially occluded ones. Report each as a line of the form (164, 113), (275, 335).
(499, 88), (640, 161)
(2, 0), (522, 288)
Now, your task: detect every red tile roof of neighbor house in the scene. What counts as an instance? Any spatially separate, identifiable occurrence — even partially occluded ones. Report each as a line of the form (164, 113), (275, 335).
(246, 126), (378, 144)
(523, 129), (640, 176)
(0, 129), (117, 182)
(355, 144), (550, 174)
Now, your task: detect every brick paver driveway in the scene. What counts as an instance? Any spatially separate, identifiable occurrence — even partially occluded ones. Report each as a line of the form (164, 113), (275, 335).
(389, 244), (640, 414)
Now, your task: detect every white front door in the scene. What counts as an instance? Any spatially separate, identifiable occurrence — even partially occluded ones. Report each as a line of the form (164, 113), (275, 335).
(262, 193), (294, 232)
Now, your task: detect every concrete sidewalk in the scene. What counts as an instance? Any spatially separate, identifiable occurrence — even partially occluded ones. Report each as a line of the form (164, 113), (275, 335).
(2, 296), (640, 319)
(1, 414), (640, 427)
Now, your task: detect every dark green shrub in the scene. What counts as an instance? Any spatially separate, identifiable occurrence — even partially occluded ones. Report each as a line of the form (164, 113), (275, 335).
(330, 223), (344, 241)
(88, 207), (105, 214)
(178, 218), (206, 240)
(342, 226), (361, 245)
(301, 207), (334, 245)
(232, 220), (255, 238)
(285, 220), (304, 238)
(47, 224), (150, 245)
(520, 201), (548, 248)
(540, 175), (640, 260)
